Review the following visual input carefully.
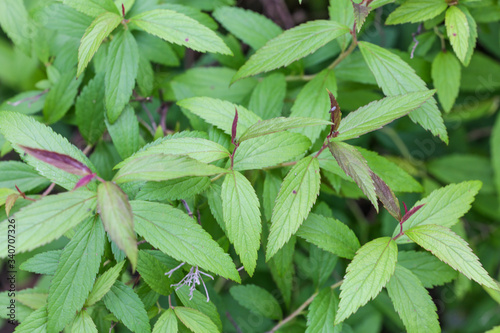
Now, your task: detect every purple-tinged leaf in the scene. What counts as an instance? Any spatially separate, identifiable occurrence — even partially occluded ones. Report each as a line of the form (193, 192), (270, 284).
(370, 171), (401, 221)
(73, 173), (97, 191)
(328, 90), (341, 132)
(19, 145), (92, 176)
(232, 108), (239, 145)
(5, 193), (19, 216)
(401, 204), (425, 224)
(352, 1), (371, 32)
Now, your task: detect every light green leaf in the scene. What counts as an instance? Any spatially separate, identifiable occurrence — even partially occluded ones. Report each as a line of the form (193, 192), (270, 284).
(213, 6), (283, 50)
(233, 20), (349, 80)
(86, 261), (126, 307)
(386, 0), (448, 25)
(221, 171), (261, 276)
(135, 31), (179, 67)
(263, 171), (282, 221)
(105, 105), (140, 159)
(358, 41), (448, 143)
(72, 310), (98, 333)
(77, 12), (122, 77)
(486, 326), (500, 333)
(431, 51), (461, 113)
(240, 117), (332, 142)
(328, 141), (377, 209)
(393, 181), (482, 241)
(19, 250), (61, 275)
(248, 73), (286, 120)
(267, 156), (321, 260)
(0, 161), (49, 192)
(406, 224), (498, 290)
(132, 200), (240, 282)
(174, 307), (219, 333)
(13, 305), (48, 333)
(335, 91), (435, 141)
(268, 238), (295, 308)
(43, 69), (83, 124)
(176, 286), (223, 332)
(105, 29), (139, 123)
(446, 6), (470, 64)
(398, 251), (457, 288)
(0, 190), (96, 258)
(234, 132), (311, 171)
(15, 290), (48, 310)
(207, 182), (226, 232)
(63, 0), (119, 17)
(297, 213), (360, 259)
(329, 0), (355, 51)
(137, 177), (211, 201)
(114, 154), (227, 183)
(130, 9), (231, 55)
(103, 281), (151, 333)
(230, 285), (282, 320)
(157, 3), (219, 30)
(387, 265), (440, 333)
(461, 6), (477, 67)
(493, 113), (500, 209)
(289, 69), (337, 144)
(306, 287), (340, 333)
(336, 237), (398, 324)
(153, 309), (178, 333)
(0, 0), (31, 54)
(76, 73), (107, 144)
(178, 97), (261, 138)
(47, 217), (105, 332)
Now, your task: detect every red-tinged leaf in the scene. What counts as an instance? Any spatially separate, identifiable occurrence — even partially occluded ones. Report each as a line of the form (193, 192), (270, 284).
(352, 1), (371, 32)
(73, 173), (97, 191)
(328, 90), (341, 132)
(19, 145), (92, 176)
(401, 203), (425, 224)
(232, 108), (239, 145)
(5, 193), (20, 216)
(370, 171), (401, 221)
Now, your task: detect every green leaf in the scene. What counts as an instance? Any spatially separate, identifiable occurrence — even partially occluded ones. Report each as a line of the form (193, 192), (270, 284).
(233, 20), (349, 80)
(117, 137), (230, 167)
(0, 161), (50, 192)
(0, 0), (31, 54)
(14, 290), (48, 310)
(446, 6), (470, 64)
(405, 224), (498, 290)
(268, 238), (295, 307)
(328, 141), (378, 209)
(19, 250), (61, 275)
(13, 305), (48, 333)
(358, 41), (448, 143)
(461, 6), (477, 67)
(136, 55), (154, 96)
(393, 181), (482, 241)
(153, 309), (178, 333)
(432, 51), (461, 113)
(131, 200), (240, 282)
(130, 9), (231, 55)
(0, 190), (96, 258)
(234, 132), (311, 171)
(175, 286), (223, 332)
(248, 73), (286, 120)
(137, 177), (211, 201)
(103, 280), (151, 333)
(157, 3), (219, 30)
(240, 117), (332, 142)
(335, 91), (435, 141)
(386, 0), (448, 25)
(352, 2), (371, 32)
(114, 154), (227, 183)
(493, 113), (500, 209)
(135, 31), (180, 67)
(306, 287), (340, 333)
(230, 285), (282, 320)
(77, 12), (122, 77)
(207, 182), (226, 232)
(72, 310), (98, 333)
(387, 265), (440, 333)
(221, 171), (261, 276)
(329, 0), (354, 51)
(398, 251), (457, 288)
(289, 69), (337, 144)
(174, 307), (219, 333)
(212, 6), (283, 50)
(63, 0), (119, 17)
(47, 217), (105, 332)
(105, 29), (139, 123)
(86, 261), (126, 307)
(76, 73), (107, 144)
(263, 170), (282, 221)
(178, 97), (261, 138)
(43, 69), (83, 124)
(105, 105), (141, 159)
(97, 181), (137, 269)
(0, 114), (96, 191)
(297, 213), (360, 259)
(336, 237), (398, 324)
(136, 250), (178, 295)
(267, 156), (321, 260)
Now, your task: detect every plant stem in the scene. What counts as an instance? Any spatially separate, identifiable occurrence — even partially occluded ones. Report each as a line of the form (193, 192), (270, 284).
(328, 27), (358, 70)
(267, 280), (343, 333)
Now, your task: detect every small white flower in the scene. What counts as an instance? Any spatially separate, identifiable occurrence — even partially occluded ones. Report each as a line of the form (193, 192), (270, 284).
(166, 264), (214, 302)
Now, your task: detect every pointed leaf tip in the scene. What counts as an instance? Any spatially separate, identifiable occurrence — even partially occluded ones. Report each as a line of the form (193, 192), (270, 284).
(19, 145), (92, 176)
(327, 90), (341, 132)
